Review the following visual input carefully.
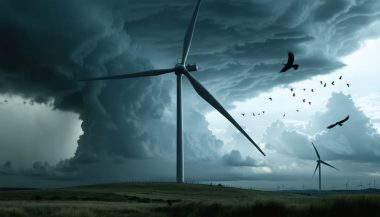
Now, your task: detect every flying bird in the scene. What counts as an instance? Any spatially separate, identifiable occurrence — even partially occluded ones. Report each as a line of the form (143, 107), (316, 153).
(283, 113), (286, 118)
(269, 97), (273, 101)
(241, 113), (245, 116)
(290, 88), (294, 92)
(323, 83), (327, 87)
(327, 115), (349, 129)
(308, 102), (311, 105)
(311, 89), (314, 92)
(280, 52), (299, 72)
(346, 83), (350, 87)
(339, 76), (342, 80)
(331, 81), (335, 85)
(302, 99), (306, 103)
(320, 81), (323, 85)
(293, 93), (296, 97)
(303, 88), (306, 91)
(262, 111), (265, 114)
(296, 109), (299, 112)
(252, 112), (255, 116)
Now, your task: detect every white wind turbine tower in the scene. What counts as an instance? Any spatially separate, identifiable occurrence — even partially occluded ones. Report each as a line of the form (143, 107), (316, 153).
(80, 0), (265, 183)
(311, 142), (338, 191)
(374, 178), (376, 189)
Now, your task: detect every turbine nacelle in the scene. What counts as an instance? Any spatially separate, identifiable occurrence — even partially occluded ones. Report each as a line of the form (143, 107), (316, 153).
(186, 64), (198, 72)
(174, 63), (198, 75)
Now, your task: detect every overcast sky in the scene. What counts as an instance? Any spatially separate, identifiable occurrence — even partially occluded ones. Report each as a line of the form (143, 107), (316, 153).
(0, 0), (380, 190)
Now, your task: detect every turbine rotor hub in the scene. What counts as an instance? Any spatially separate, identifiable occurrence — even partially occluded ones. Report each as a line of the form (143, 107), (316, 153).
(174, 64), (186, 75)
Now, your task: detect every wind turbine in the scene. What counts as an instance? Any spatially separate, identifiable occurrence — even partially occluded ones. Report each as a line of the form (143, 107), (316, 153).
(357, 183), (363, 190)
(79, 0), (265, 183)
(311, 142), (338, 191)
(374, 178), (376, 189)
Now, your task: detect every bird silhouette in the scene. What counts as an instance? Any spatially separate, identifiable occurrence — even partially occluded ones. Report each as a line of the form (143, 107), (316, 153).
(327, 115), (349, 129)
(346, 83), (350, 87)
(332, 81), (335, 85)
(252, 112), (255, 116)
(290, 88), (294, 92)
(258, 113), (261, 116)
(296, 109), (299, 112)
(311, 89), (314, 92)
(269, 97), (273, 101)
(283, 113), (286, 118)
(323, 83), (327, 87)
(241, 113), (245, 116)
(262, 111), (265, 114)
(339, 76), (342, 80)
(292, 93), (296, 97)
(302, 99), (306, 103)
(280, 52), (299, 72)
(308, 102), (311, 105)
(303, 88), (306, 91)
(320, 81), (323, 85)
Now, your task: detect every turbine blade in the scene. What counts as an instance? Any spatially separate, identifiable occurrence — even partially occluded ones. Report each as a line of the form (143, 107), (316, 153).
(79, 68), (174, 81)
(312, 163), (319, 177)
(181, 0), (202, 65)
(183, 70), (265, 156)
(320, 160), (339, 170)
(311, 142), (321, 160)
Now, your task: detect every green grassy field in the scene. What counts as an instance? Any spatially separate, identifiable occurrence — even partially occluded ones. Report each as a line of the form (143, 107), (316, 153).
(0, 183), (379, 217)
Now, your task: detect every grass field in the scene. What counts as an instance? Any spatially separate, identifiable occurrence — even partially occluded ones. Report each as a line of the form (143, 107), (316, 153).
(0, 183), (379, 216)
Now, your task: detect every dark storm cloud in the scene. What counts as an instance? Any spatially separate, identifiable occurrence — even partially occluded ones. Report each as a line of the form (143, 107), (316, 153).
(312, 0), (355, 22)
(264, 92), (380, 163)
(0, 160), (78, 180)
(0, 0), (224, 183)
(0, 161), (14, 175)
(123, 0), (380, 103)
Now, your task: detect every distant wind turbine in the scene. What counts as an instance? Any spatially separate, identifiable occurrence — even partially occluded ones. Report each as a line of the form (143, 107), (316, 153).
(357, 183), (363, 190)
(374, 178), (376, 189)
(79, 0), (265, 183)
(311, 142), (339, 191)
